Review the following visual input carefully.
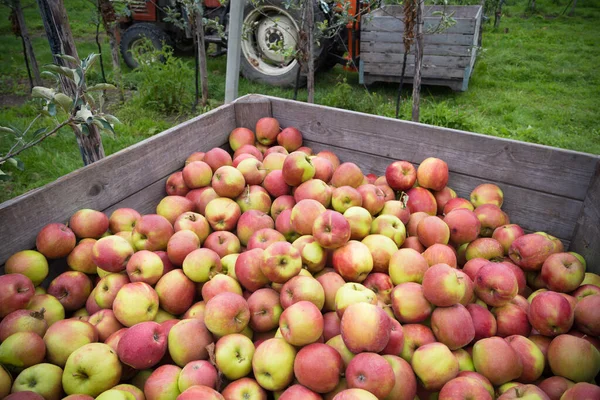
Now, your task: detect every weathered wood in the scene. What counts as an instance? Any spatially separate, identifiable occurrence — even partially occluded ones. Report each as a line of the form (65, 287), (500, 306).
(412, 0), (425, 122)
(269, 98), (598, 201)
(234, 94), (273, 130)
(370, 4), (483, 19)
(361, 42), (474, 57)
(363, 74), (464, 91)
(363, 63), (466, 79)
(103, 176), (169, 217)
(303, 139), (581, 241)
(362, 15), (476, 34)
(570, 161), (600, 271)
(361, 53), (471, 68)
(362, 31), (475, 46)
(0, 103), (237, 265)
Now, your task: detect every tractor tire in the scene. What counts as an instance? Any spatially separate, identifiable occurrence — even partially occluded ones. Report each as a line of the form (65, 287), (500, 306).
(120, 23), (172, 69)
(240, 0), (330, 87)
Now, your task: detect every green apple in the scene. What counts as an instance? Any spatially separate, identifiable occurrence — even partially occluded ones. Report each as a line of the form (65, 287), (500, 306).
(252, 338), (297, 391)
(0, 365), (12, 398)
(112, 384), (145, 400)
(11, 363), (63, 400)
(4, 250), (49, 287)
(62, 343), (122, 397)
(0, 332), (46, 368)
(43, 319), (98, 367)
(215, 333), (256, 380)
(26, 294), (65, 326)
(95, 389), (135, 400)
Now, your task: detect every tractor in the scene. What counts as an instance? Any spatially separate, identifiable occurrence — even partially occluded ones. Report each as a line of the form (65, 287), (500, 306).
(118, 0), (366, 86)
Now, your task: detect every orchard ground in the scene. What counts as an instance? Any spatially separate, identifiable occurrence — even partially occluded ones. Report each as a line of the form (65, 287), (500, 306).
(0, 0), (599, 203)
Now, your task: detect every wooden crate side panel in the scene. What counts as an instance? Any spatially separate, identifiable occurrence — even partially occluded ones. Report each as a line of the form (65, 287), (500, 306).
(269, 98), (598, 201)
(570, 162), (600, 272)
(362, 15), (476, 34)
(369, 5), (482, 19)
(360, 42), (475, 57)
(0, 104), (237, 265)
(304, 140), (581, 242)
(362, 62), (466, 79)
(234, 94), (273, 129)
(362, 74), (464, 91)
(361, 53), (472, 68)
(362, 31), (475, 46)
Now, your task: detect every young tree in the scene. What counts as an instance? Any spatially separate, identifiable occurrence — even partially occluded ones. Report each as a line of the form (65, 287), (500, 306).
(4, 0), (41, 89)
(98, 0), (125, 101)
(412, 0), (424, 122)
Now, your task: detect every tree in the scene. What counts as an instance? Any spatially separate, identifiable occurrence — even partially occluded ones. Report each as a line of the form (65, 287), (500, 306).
(3, 0), (41, 89)
(97, 0), (125, 101)
(412, 0), (424, 122)
(36, 0), (106, 164)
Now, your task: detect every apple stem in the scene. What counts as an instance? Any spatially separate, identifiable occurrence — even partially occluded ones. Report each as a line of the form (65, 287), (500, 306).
(30, 307), (46, 320)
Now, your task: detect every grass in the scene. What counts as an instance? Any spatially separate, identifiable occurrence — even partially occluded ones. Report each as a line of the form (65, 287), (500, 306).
(1, 0), (599, 203)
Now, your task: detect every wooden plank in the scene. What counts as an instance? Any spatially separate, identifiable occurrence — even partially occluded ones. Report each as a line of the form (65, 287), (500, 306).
(362, 74), (464, 91)
(570, 161), (600, 272)
(369, 5), (483, 19)
(363, 62), (466, 79)
(360, 42), (474, 57)
(304, 140), (581, 241)
(269, 97), (599, 201)
(362, 16), (476, 35)
(103, 177), (169, 218)
(362, 31), (475, 46)
(234, 94), (273, 130)
(0, 103), (237, 265)
(361, 53), (471, 68)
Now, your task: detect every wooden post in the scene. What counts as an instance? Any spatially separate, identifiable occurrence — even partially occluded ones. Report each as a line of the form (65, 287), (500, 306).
(98, 0), (124, 102)
(36, 0), (105, 165)
(196, 9), (209, 108)
(14, 0), (41, 86)
(411, 0), (424, 122)
(225, 0), (245, 103)
(306, 0), (315, 103)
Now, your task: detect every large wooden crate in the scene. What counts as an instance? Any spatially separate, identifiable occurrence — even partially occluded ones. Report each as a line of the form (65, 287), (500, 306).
(1, 95), (599, 272)
(360, 5), (483, 91)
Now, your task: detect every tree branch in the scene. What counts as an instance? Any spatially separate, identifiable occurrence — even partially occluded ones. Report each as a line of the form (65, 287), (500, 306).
(0, 118), (72, 164)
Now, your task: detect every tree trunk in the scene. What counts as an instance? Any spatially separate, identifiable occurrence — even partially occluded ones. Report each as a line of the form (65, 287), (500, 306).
(569, 0), (578, 16)
(14, 0), (41, 86)
(306, 0), (315, 104)
(411, 0), (424, 122)
(98, 0), (124, 102)
(196, 9), (209, 108)
(36, 0), (105, 165)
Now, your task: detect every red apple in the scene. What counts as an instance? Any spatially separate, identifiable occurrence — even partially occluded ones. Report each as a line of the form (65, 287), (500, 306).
(204, 147), (233, 171)
(406, 187), (437, 216)
(470, 183), (504, 208)
(35, 223), (76, 259)
(385, 160), (417, 191)
(229, 127), (255, 151)
(331, 162), (364, 188)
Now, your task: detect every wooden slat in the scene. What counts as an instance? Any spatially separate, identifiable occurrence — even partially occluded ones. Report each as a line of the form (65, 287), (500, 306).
(361, 53), (471, 69)
(362, 31), (475, 46)
(369, 5), (483, 19)
(269, 97), (599, 201)
(362, 15), (476, 35)
(304, 140), (581, 241)
(0, 103), (237, 265)
(360, 41), (474, 57)
(363, 62), (466, 79)
(362, 74), (464, 91)
(570, 162), (600, 272)
(234, 94), (273, 130)
(103, 177), (169, 218)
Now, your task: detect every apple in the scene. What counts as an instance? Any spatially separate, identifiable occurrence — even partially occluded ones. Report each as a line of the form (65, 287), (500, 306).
(537, 376), (574, 400)
(385, 160), (417, 191)
(390, 282), (434, 323)
(540, 252), (585, 293)
(290, 199), (327, 236)
(528, 291), (573, 336)
(182, 247), (222, 283)
(574, 294), (600, 336)
(68, 209), (108, 239)
(5, 250), (48, 287)
(279, 300), (323, 346)
(94, 273), (129, 310)
(417, 215), (450, 247)
(0, 273), (35, 318)
(292, 235), (327, 274)
(125, 250), (164, 285)
(465, 237), (504, 261)
(61, 343), (121, 397)
(294, 178), (332, 207)
(472, 337), (522, 386)
(0, 331), (45, 369)
(323, 311), (342, 342)
(470, 183), (504, 208)
(143, 364), (182, 400)
(492, 301), (531, 338)
(334, 282), (377, 318)
(416, 157), (448, 191)
(331, 186), (362, 213)
(187, 187), (219, 215)
(235, 248), (270, 292)
(282, 151), (316, 187)
(343, 206), (373, 241)
(346, 352), (395, 398)
(177, 360), (217, 392)
(165, 171), (189, 196)
(67, 240), (97, 274)
(215, 333), (255, 380)
(331, 162), (364, 188)
(112, 282), (159, 327)
(316, 150), (340, 170)
(261, 241), (302, 284)
(204, 147), (233, 171)
(280, 275), (325, 310)
(26, 294), (64, 327)
(182, 301), (206, 320)
(0, 309), (47, 341)
(117, 321), (166, 369)
(252, 338), (297, 391)
(168, 318), (213, 367)
(204, 292), (250, 336)
(131, 214), (174, 251)
(443, 209), (481, 246)
(229, 127), (255, 150)
(262, 152), (286, 171)
(504, 335), (544, 383)
(202, 274), (243, 301)
(547, 334), (600, 383)
(559, 383), (600, 400)
(474, 262), (518, 307)
(204, 231), (241, 258)
(156, 195), (195, 225)
(406, 187), (437, 215)
(340, 302), (391, 353)
(508, 233), (556, 271)
(155, 269), (196, 315)
(275, 209), (300, 242)
(332, 240), (373, 283)
(235, 144), (263, 161)
(438, 376), (493, 400)
(10, 363), (63, 400)
(370, 214), (407, 247)
(35, 223), (76, 259)
(221, 377), (267, 400)
(388, 248), (429, 285)
(362, 272), (393, 304)
(312, 210), (352, 249)
(422, 263), (466, 307)
(108, 208), (141, 233)
(46, 271), (92, 312)
(317, 272), (346, 312)
(270, 195), (295, 220)
(88, 309), (124, 342)
(255, 117), (280, 145)
(431, 304), (475, 350)
(493, 224), (525, 254)
(312, 156), (335, 183)
(236, 184), (272, 214)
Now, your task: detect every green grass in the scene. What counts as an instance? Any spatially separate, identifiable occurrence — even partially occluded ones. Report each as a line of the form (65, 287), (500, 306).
(1, 0), (599, 203)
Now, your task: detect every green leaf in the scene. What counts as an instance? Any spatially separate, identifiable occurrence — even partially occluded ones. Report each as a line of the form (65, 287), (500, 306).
(94, 117), (115, 137)
(0, 126), (15, 134)
(83, 93), (96, 108)
(47, 103), (57, 117)
(44, 65), (75, 80)
(83, 53), (99, 71)
(87, 83), (117, 91)
(53, 93), (73, 113)
(31, 86), (56, 100)
(55, 54), (78, 64)
(103, 114), (121, 125)
(0, 169), (12, 181)
(32, 127), (48, 138)
(73, 67), (83, 86)
(81, 124), (90, 136)
(7, 157), (24, 171)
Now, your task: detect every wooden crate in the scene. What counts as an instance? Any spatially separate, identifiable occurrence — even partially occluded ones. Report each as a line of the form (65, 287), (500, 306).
(360, 5), (483, 91)
(1, 95), (598, 273)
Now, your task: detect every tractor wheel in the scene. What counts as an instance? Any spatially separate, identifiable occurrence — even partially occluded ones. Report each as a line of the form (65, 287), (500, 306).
(120, 23), (172, 69)
(240, 0), (330, 87)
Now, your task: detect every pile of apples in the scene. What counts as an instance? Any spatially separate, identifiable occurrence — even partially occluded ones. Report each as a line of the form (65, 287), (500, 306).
(0, 117), (599, 400)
